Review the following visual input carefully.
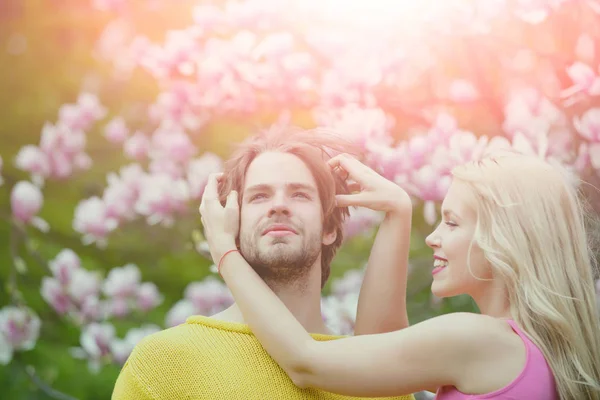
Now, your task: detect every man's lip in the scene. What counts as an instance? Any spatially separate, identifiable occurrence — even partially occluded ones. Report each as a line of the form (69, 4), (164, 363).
(434, 255), (448, 261)
(262, 225), (298, 235)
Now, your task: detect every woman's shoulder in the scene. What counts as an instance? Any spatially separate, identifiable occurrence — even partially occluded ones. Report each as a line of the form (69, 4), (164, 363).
(423, 312), (508, 332)
(419, 313), (520, 356)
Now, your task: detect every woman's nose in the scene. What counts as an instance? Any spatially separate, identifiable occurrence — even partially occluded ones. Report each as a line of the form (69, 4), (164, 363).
(425, 230), (440, 249)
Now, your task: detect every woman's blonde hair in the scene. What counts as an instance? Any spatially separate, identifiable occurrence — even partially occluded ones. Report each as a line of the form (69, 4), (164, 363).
(452, 152), (600, 400)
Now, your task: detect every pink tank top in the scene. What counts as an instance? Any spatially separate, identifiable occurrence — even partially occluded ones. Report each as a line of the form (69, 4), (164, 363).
(435, 320), (558, 400)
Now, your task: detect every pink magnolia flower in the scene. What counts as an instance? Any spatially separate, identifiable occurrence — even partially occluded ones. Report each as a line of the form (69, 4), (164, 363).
(10, 181), (46, 228)
(446, 131), (489, 166)
(563, 62), (600, 97)
(321, 292), (359, 336)
(574, 108), (600, 142)
(187, 153), (223, 199)
(72, 323), (115, 374)
(77, 296), (106, 325)
(503, 88), (564, 140)
(73, 197), (119, 246)
(39, 122), (86, 156)
(588, 143), (600, 171)
(14, 145), (51, 183)
(107, 298), (130, 319)
(123, 131), (150, 161)
(313, 105), (394, 148)
(164, 30), (201, 77)
(192, 4), (228, 35)
(448, 79), (479, 102)
(427, 113), (460, 143)
(512, 0), (558, 24)
(364, 142), (412, 182)
(148, 158), (183, 179)
(406, 135), (436, 170)
(572, 143), (592, 173)
(103, 164), (145, 221)
(483, 136), (513, 155)
(49, 249), (81, 285)
(102, 264), (141, 299)
(252, 32), (295, 60)
(102, 179), (139, 221)
(95, 20), (132, 67)
(136, 282), (163, 312)
(411, 165), (452, 202)
(343, 208), (384, 241)
(135, 174), (190, 226)
(104, 117), (129, 143)
(58, 93), (107, 132)
(183, 278), (234, 315)
(67, 268), (102, 305)
(330, 268), (365, 298)
(0, 306), (41, 364)
(41, 277), (72, 315)
(109, 325), (161, 365)
(165, 299), (196, 327)
(150, 128), (197, 165)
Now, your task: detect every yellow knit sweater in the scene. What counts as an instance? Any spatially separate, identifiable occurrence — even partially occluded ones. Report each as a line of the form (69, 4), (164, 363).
(112, 315), (415, 400)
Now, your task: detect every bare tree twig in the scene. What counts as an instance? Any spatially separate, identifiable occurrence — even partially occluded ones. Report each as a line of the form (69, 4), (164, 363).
(23, 364), (80, 400)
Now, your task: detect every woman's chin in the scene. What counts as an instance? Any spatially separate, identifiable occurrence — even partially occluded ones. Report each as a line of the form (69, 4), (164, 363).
(430, 281), (451, 299)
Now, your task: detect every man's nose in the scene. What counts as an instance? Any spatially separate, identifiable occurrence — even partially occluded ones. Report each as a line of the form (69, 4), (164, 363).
(268, 193), (291, 217)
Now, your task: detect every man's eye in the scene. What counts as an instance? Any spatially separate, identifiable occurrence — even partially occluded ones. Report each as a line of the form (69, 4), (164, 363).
(250, 193), (267, 201)
(293, 192), (311, 199)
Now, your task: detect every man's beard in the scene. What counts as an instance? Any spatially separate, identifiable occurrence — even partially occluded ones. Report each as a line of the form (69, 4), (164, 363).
(239, 225), (322, 288)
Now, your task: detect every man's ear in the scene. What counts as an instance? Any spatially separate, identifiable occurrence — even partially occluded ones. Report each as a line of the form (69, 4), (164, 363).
(322, 228), (337, 246)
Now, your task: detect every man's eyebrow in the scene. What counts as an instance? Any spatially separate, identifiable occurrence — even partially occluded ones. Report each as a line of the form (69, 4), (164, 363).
(287, 183), (318, 193)
(244, 183), (318, 194)
(244, 184), (270, 194)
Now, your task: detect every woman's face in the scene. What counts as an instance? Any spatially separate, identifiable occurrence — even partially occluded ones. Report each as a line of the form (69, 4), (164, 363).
(425, 180), (492, 298)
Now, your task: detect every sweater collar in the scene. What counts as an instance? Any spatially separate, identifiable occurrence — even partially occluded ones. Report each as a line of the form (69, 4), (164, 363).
(186, 314), (346, 341)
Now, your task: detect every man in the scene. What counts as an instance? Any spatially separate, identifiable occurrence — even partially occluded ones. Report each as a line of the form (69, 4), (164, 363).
(112, 127), (414, 400)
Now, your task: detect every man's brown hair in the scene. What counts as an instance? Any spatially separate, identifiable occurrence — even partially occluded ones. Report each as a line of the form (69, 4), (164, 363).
(218, 126), (359, 288)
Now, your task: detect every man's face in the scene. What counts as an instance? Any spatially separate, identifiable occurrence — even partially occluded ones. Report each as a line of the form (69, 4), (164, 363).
(238, 151), (336, 285)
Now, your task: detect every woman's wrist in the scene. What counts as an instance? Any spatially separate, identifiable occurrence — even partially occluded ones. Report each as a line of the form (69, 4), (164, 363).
(218, 248), (247, 278)
(218, 248), (240, 276)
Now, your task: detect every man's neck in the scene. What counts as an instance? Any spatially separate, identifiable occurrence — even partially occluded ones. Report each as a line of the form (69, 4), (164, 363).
(211, 265), (331, 335)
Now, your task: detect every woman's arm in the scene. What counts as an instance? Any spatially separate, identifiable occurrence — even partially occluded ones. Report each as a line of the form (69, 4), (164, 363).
(329, 154), (413, 335)
(354, 207), (412, 335)
(220, 250), (488, 397)
(199, 172), (489, 398)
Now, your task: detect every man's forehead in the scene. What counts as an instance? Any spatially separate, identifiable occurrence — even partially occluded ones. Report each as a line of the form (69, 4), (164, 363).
(243, 152), (318, 188)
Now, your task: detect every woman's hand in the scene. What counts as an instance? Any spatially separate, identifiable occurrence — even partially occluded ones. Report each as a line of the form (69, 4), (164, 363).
(329, 153), (411, 215)
(198, 173), (240, 265)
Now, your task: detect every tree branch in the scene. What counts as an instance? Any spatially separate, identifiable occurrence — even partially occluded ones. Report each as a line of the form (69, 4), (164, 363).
(23, 364), (80, 400)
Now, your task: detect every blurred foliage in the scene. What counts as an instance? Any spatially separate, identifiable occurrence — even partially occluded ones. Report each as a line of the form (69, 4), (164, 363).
(0, 1), (476, 399)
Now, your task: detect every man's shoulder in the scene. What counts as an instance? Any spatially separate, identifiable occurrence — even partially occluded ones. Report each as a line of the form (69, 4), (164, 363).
(127, 320), (223, 362)
(113, 323), (213, 399)
(118, 322), (219, 383)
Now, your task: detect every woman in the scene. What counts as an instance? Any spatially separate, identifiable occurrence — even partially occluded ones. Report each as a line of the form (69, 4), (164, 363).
(200, 152), (600, 400)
